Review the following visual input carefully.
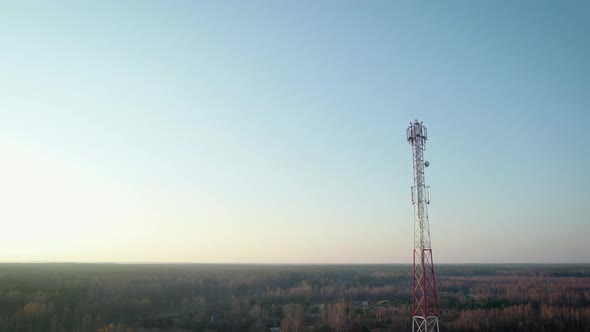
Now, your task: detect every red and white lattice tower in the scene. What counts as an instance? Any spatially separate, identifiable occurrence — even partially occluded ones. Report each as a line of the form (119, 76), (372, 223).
(407, 120), (439, 332)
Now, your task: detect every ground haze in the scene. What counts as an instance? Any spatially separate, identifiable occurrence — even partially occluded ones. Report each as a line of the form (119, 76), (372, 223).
(0, 263), (587, 331)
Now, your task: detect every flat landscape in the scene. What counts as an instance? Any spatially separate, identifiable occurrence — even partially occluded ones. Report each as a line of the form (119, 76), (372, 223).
(0, 263), (588, 332)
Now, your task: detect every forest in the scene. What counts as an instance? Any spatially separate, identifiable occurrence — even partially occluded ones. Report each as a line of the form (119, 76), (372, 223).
(0, 263), (588, 332)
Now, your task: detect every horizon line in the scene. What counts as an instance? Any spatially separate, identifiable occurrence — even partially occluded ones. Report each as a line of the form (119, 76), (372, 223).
(0, 261), (588, 265)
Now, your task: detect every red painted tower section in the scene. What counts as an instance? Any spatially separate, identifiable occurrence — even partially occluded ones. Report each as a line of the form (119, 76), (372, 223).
(407, 120), (439, 332)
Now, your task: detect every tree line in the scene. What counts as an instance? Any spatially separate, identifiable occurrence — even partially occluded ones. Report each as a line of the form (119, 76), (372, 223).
(0, 263), (587, 331)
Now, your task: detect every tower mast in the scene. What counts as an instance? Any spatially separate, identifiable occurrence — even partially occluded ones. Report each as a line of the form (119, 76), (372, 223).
(407, 120), (439, 332)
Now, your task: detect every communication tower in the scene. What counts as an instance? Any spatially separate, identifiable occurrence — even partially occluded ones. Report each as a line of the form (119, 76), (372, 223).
(407, 120), (439, 332)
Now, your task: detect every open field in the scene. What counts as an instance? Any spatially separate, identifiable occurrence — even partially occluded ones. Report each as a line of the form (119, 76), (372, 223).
(0, 263), (588, 331)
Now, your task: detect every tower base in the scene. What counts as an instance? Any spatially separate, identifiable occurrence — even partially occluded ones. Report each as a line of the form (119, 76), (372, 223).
(412, 315), (439, 332)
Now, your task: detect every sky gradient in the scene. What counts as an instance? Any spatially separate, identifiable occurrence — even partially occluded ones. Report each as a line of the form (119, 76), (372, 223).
(1, 1), (589, 263)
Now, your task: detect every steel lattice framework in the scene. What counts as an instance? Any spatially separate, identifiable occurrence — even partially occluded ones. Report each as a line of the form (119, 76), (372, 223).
(407, 120), (439, 332)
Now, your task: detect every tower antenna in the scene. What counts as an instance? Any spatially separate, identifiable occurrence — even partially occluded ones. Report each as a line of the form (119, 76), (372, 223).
(407, 119), (439, 332)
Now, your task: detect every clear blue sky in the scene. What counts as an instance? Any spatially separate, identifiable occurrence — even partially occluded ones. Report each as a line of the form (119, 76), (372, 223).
(1, 1), (588, 263)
